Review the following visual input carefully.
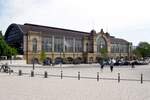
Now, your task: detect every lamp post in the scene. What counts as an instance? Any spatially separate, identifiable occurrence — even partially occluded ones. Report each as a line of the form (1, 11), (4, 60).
(120, 49), (121, 59)
(32, 51), (35, 70)
(32, 50), (37, 70)
(10, 48), (12, 64)
(59, 44), (62, 71)
(47, 43), (52, 65)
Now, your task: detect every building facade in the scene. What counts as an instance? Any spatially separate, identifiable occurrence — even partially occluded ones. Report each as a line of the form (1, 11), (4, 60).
(5, 23), (132, 64)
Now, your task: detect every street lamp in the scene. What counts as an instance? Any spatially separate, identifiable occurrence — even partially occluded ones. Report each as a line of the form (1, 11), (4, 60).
(32, 48), (37, 70)
(32, 51), (35, 70)
(32, 50), (38, 70)
(32, 38), (38, 70)
(59, 44), (62, 71)
(10, 48), (12, 64)
(119, 48), (121, 59)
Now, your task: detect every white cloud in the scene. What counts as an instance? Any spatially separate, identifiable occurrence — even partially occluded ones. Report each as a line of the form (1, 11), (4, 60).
(0, 0), (150, 45)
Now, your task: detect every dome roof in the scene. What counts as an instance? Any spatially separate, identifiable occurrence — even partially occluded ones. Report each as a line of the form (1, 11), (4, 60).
(90, 29), (96, 34)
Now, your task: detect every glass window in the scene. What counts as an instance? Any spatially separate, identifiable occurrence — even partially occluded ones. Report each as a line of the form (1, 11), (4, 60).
(96, 36), (107, 53)
(42, 37), (52, 52)
(54, 36), (63, 52)
(32, 38), (37, 52)
(65, 37), (73, 52)
(75, 38), (83, 52)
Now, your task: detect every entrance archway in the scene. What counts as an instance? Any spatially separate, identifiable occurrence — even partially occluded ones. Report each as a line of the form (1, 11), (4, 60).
(66, 57), (74, 64)
(55, 57), (63, 64)
(74, 57), (83, 64)
(32, 58), (39, 64)
(43, 57), (52, 65)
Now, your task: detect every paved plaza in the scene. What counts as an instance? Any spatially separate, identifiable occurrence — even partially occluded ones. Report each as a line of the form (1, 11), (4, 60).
(0, 64), (150, 100)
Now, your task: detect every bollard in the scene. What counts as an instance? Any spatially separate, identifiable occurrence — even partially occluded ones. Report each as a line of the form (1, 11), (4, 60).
(78, 72), (80, 80)
(31, 70), (34, 77)
(8, 69), (11, 75)
(97, 72), (99, 82)
(118, 73), (120, 83)
(44, 71), (48, 78)
(61, 71), (63, 79)
(18, 70), (22, 76)
(141, 74), (143, 84)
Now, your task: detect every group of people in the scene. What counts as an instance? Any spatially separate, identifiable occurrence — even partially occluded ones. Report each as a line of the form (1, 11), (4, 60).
(99, 58), (115, 72)
(99, 58), (136, 72)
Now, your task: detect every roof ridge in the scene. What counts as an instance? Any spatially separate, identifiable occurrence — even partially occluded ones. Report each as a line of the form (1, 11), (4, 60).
(24, 23), (89, 34)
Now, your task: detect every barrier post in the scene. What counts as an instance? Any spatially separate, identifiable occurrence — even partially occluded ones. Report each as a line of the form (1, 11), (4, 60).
(18, 70), (22, 76)
(141, 74), (143, 84)
(78, 72), (80, 80)
(31, 70), (34, 77)
(97, 72), (99, 82)
(61, 71), (63, 79)
(44, 71), (48, 78)
(118, 73), (120, 83)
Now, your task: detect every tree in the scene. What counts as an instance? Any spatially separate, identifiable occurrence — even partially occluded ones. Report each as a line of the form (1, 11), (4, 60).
(134, 42), (150, 58)
(100, 48), (108, 59)
(132, 49), (142, 58)
(0, 36), (7, 56)
(40, 50), (46, 63)
(0, 36), (17, 58)
(0, 31), (2, 37)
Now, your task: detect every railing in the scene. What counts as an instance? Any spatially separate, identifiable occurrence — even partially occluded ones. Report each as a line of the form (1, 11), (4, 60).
(2, 70), (150, 84)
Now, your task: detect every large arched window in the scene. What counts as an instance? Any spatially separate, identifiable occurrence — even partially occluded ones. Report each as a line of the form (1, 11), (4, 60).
(96, 35), (107, 53)
(32, 38), (37, 52)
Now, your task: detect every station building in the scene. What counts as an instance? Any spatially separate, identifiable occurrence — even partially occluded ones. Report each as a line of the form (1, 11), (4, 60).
(4, 23), (132, 64)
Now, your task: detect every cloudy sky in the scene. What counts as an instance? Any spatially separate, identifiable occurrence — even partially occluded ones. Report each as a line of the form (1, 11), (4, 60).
(0, 0), (150, 45)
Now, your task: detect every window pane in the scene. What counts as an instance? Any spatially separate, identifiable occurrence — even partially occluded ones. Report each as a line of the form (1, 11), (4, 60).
(32, 38), (37, 52)
(42, 37), (52, 52)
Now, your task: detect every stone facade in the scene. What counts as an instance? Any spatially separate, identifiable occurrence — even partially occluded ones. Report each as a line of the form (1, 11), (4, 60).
(5, 23), (132, 64)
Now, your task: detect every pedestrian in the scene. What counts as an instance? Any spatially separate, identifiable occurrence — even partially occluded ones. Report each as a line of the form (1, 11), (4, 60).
(100, 60), (104, 72)
(110, 59), (114, 72)
(131, 60), (135, 68)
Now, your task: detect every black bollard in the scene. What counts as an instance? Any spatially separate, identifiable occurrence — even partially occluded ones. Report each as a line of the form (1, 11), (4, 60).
(141, 74), (143, 84)
(97, 72), (99, 82)
(8, 69), (11, 75)
(18, 70), (22, 76)
(61, 71), (63, 79)
(44, 71), (48, 78)
(118, 73), (120, 83)
(78, 72), (80, 80)
(31, 70), (34, 77)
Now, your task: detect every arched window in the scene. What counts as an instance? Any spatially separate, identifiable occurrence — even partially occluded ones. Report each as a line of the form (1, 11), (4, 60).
(32, 38), (37, 52)
(96, 35), (107, 53)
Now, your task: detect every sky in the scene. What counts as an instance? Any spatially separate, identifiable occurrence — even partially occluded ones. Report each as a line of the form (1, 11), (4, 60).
(0, 0), (150, 46)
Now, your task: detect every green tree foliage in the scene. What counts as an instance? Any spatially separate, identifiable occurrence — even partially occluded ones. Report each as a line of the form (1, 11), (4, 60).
(134, 42), (150, 57)
(100, 48), (108, 59)
(132, 49), (142, 58)
(40, 50), (46, 63)
(0, 36), (17, 57)
(0, 31), (2, 36)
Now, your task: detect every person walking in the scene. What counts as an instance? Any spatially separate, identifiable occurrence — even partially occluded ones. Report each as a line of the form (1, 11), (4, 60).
(131, 59), (135, 68)
(100, 59), (105, 72)
(110, 59), (114, 72)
